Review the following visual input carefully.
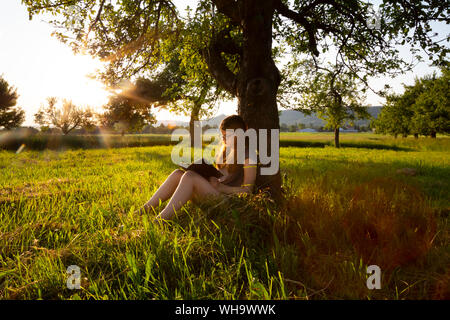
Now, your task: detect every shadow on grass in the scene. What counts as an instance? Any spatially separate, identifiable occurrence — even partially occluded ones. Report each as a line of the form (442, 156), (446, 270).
(0, 134), (177, 151)
(282, 155), (450, 210)
(1, 131), (417, 152)
(340, 142), (412, 151)
(280, 139), (412, 151)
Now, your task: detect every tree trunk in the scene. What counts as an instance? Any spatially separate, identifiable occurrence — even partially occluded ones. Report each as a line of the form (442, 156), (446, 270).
(430, 131), (436, 138)
(237, 1), (282, 200)
(414, 133), (419, 139)
(189, 103), (201, 148)
(334, 126), (340, 148)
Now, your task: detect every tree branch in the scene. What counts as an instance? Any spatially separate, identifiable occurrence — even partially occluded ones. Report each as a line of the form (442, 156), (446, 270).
(211, 0), (240, 24)
(201, 29), (238, 95)
(214, 29), (243, 55)
(275, 1), (320, 56)
(87, 0), (106, 35)
(202, 47), (237, 95)
(66, 117), (82, 134)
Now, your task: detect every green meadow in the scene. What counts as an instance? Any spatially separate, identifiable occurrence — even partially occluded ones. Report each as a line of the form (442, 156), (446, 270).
(0, 133), (448, 299)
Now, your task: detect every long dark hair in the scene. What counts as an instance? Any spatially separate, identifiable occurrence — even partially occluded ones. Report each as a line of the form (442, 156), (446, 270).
(216, 115), (248, 176)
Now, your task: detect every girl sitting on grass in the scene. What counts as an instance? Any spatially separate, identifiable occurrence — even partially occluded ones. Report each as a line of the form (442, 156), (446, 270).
(137, 115), (257, 221)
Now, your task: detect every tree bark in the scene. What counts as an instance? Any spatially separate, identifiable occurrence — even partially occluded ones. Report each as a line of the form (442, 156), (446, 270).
(334, 126), (340, 148)
(189, 103), (201, 148)
(236, 0), (282, 200)
(207, 0), (282, 200)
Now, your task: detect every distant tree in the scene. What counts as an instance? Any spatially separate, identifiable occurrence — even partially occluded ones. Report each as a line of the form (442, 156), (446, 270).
(38, 125), (50, 133)
(374, 94), (414, 138)
(286, 59), (369, 148)
(374, 67), (449, 138)
(157, 124), (172, 134)
(411, 68), (450, 138)
(143, 123), (176, 134)
(34, 97), (95, 135)
(99, 94), (155, 136)
(202, 124), (214, 132)
(0, 76), (25, 129)
(141, 124), (153, 134)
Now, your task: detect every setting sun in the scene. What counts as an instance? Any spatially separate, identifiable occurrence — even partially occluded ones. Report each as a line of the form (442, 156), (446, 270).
(0, 1), (112, 126)
(46, 54), (111, 112)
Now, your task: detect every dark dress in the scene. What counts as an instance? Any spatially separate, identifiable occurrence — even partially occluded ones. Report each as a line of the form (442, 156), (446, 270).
(220, 167), (244, 187)
(219, 148), (257, 187)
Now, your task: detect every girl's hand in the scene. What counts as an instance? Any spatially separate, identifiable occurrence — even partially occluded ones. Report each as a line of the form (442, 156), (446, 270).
(218, 176), (227, 183)
(209, 177), (220, 188)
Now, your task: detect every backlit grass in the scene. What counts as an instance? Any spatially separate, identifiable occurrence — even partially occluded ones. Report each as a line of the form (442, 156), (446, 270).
(0, 134), (448, 299)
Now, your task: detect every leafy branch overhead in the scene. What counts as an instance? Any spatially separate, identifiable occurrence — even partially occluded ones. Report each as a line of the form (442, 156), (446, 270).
(22, 0), (449, 95)
(123, 15), (230, 121)
(374, 67), (450, 138)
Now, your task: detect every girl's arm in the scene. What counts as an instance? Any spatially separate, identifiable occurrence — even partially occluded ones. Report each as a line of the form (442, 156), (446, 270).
(212, 158), (257, 195)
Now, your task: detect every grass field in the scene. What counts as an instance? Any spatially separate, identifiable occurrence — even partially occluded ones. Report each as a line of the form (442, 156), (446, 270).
(0, 133), (449, 299)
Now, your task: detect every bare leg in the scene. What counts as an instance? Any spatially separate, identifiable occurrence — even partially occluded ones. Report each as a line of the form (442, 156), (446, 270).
(135, 169), (184, 214)
(156, 170), (220, 221)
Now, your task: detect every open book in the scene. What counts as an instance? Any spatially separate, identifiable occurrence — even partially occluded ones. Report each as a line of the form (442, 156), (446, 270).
(180, 159), (224, 180)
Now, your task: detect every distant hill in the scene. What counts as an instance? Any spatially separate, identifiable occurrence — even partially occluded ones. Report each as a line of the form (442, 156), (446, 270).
(156, 107), (382, 128)
(202, 114), (228, 127)
(155, 120), (189, 127)
(279, 106), (382, 127)
(156, 114), (227, 128)
(279, 109), (322, 127)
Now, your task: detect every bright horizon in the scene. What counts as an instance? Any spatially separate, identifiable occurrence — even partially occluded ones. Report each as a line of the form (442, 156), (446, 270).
(0, 0), (447, 127)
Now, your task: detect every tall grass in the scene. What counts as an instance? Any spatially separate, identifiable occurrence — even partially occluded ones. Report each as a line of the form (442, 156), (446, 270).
(2, 131), (449, 152)
(0, 133), (176, 151)
(0, 137), (448, 299)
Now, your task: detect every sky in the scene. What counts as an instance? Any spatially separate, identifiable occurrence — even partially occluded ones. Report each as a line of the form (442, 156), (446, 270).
(0, 0), (447, 127)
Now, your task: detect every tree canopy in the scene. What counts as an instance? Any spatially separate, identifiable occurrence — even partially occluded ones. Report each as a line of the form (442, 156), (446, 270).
(22, 0), (449, 89)
(374, 67), (450, 138)
(123, 26), (228, 145)
(280, 58), (370, 147)
(99, 93), (156, 135)
(0, 76), (25, 130)
(34, 97), (95, 135)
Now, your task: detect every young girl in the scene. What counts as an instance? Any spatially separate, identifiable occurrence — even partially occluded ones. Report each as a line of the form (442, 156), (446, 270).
(137, 115), (257, 221)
